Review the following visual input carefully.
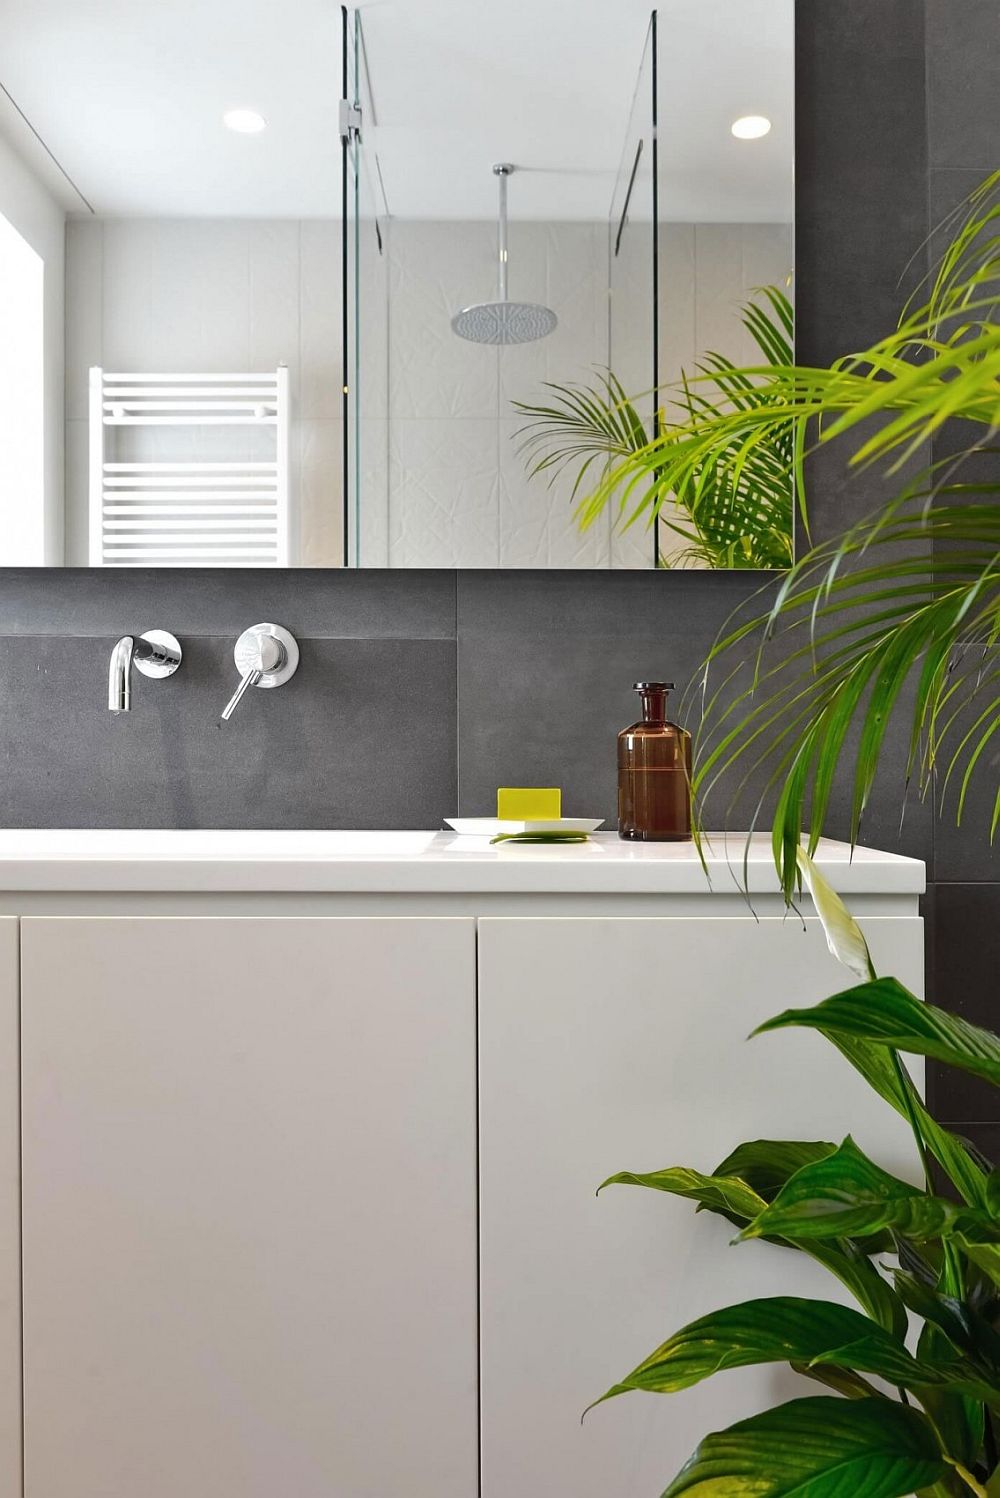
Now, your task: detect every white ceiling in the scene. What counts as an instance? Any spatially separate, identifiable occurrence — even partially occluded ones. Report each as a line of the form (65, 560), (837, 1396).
(0, 0), (793, 222)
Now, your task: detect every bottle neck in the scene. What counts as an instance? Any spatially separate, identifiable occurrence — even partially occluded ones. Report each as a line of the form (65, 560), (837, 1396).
(640, 689), (669, 725)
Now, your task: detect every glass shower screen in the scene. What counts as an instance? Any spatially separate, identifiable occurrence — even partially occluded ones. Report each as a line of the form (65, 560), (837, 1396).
(344, 7), (389, 567)
(608, 12), (659, 568)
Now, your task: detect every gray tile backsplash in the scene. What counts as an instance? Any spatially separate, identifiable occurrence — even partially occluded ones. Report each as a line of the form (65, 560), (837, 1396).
(0, 568), (456, 639)
(0, 634), (456, 829)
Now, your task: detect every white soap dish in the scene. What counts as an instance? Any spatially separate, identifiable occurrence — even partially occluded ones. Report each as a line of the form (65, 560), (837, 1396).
(445, 818), (604, 836)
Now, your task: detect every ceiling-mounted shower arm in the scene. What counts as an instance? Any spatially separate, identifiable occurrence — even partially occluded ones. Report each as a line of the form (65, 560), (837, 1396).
(450, 161), (556, 345)
(494, 163), (512, 303)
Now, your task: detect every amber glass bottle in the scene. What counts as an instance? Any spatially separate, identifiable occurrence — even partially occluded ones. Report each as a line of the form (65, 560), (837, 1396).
(618, 682), (692, 841)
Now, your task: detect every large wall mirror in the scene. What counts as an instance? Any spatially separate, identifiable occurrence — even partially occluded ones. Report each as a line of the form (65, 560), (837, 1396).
(0, 0), (793, 569)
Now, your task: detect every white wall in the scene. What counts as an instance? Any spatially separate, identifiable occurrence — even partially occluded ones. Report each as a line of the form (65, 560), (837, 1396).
(0, 133), (65, 564)
(64, 218), (343, 566)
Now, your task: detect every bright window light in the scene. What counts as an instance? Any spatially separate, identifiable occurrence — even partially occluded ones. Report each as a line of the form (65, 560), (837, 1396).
(731, 115), (772, 140)
(223, 108), (267, 134)
(0, 211), (44, 564)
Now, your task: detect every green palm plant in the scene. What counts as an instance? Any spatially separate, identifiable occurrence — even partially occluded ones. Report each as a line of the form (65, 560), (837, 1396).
(603, 170), (1000, 900)
(595, 857), (1000, 1497)
(510, 286), (795, 570)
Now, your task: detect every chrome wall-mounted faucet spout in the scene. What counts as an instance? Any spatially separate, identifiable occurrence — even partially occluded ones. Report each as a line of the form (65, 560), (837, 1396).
(108, 631), (182, 712)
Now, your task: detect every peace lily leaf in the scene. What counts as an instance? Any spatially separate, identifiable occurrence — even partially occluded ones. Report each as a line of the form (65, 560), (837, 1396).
(660, 1396), (947, 1498)
(592, 1298), (936, 1408)
(712, 1139), (838, 1202)
(917, 1321), (985, 1471)
(796, 848), (876, 982)
(757, 978), (1000, 1088)
(892, 1270), (1000, 1374)
(805, 1239), (908, 1340)
(985, 1171), (1000, 1219)
(597, 1166), (767, 1223)
(957, 1235), (1000, 1292)
(741, 1136), (961, 1242)
(824, 1031), (988, 1209)
(789, 1360), (882, 1400)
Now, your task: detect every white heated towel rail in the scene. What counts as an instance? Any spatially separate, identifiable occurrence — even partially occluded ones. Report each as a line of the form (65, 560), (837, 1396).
(88, 368), (290, 566)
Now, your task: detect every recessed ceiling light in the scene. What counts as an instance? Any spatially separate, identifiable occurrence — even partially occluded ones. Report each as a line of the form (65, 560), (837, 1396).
(731, 115), (771, 140)
(223, 108), (267, 135)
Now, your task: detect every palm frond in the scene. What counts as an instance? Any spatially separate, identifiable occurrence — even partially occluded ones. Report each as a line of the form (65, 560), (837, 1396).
(593, 172), (1000, 548)
(683, 170), (1000, 896)
(512, 287), (797, 569)
(687, 478), (1000, 901)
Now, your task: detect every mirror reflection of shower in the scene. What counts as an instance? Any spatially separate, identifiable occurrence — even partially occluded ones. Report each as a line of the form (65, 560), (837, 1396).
(451, 165), (558, 346)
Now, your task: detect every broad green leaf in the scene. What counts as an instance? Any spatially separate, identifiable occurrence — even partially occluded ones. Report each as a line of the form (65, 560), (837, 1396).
(805, 1239), (908, 1340)
(592, 1298), (934, 1408)
(741, 1136), (961, 1243)
(598, 1166), (766, 1224)
(789, 1359), (882, 1400)
(893, 1270), (1000, 1374)
(796, 848), (876, 981)
(757, 978), (1000, 1089)
(602, 1151), (907, 1334)
(916, 1322), (985, 1470)
(660, 1395), (948, 1498)
(712, 1138), (837, 1202)
(985, 1171), (1000, 1219)
(957, 1235), (1000, 1291)
(825, 1032), (988, 1208)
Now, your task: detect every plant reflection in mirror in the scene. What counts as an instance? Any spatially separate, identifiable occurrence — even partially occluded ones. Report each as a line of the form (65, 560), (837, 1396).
(512, 286), (795, 570)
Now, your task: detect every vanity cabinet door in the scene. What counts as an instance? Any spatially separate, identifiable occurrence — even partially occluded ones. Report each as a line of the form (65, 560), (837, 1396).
(478, 914), (924, 1498)
(20, 916), (478, 1498)
(0, 920), (19, 1498)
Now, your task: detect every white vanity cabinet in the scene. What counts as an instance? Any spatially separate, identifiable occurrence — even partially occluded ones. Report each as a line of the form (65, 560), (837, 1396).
(0, 832), (925, 1498)
(18, 916), (478, 1498)
(477, 914), (924, 1498)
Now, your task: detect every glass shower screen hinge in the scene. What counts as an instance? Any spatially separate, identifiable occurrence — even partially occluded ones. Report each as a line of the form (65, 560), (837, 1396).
(339, 101), (362, 143)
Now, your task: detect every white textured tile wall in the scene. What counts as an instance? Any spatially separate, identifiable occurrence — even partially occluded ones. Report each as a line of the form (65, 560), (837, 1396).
(387, 220), (611, 568)
(64, 218), (344, 566)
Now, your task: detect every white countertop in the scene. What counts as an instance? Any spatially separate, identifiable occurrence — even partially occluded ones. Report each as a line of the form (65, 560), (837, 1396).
(0, 829), (926, 894)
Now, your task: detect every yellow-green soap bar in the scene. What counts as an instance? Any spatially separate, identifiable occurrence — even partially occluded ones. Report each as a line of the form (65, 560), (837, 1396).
(497, 787), (562, 820)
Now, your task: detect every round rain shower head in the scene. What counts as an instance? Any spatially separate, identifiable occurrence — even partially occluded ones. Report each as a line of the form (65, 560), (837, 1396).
(452, 162), (558, 345)
(451, 300), (558, 346)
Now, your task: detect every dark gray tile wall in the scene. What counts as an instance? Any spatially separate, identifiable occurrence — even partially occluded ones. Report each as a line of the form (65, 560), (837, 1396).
(1, 1), (996, 1150)
(922, 0), (1000, 1153)
(0, 633), (456, 829)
